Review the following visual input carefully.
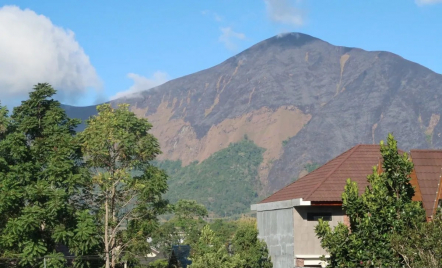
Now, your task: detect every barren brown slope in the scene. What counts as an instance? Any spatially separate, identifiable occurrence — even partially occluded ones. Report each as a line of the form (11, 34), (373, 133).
(65, 32), (442, 196)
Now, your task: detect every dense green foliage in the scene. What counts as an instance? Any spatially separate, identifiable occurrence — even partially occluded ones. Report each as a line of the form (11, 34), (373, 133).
(152, 200), (272, 268)
(209, 219), (239, 244)
(0, 84), (98, 268)
(0, 104), (7, 136)
(147, 259), (169, 268)
(79, 103), (169, 268)
(230, 219), (272, 268)
(152, 200), (243, 265)
(152, 199), (208, 261)
(189, 218), (271, 268)
(190, 225), (244, 268)
(391, 211), (442, 267)
(155, 139), (265, 217)
(315, 134), (426, 267)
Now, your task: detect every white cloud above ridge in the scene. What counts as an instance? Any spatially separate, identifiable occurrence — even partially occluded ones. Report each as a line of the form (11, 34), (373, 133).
(0, 5), (101, 106)
(219, 27), (246, 51)
(111, 71), (169, 100)
(264, 0), (305, 27)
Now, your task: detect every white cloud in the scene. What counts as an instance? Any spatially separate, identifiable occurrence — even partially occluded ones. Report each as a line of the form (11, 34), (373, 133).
(111, 71), (169, 100)
(264, 0), (305, 27)
(0, 5), (101, 106)
(415, 0), (442, 5)
(276, 32), (301, 38)
(201, 10), (223, 22)
(219, 27), (246, 51)
(214, 13), (223, 22)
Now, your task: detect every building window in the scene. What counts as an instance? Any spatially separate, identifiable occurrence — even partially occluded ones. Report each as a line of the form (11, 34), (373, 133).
(307, 212), (332, 221)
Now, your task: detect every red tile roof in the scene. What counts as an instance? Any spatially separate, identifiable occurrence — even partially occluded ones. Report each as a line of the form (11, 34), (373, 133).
(260, 145), (442, 218)
(260, 144), (383, 203)
(410, 150), (442, 218)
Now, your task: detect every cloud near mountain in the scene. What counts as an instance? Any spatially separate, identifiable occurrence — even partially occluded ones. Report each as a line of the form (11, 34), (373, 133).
(0, 5), (101, 106)
(110, 71), (170, 100)
(264, 0), (305, 27)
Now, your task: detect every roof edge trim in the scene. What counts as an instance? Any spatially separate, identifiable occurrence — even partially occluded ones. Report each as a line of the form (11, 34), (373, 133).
(251, 198), (311, 211)
(295, 255), (331, 259)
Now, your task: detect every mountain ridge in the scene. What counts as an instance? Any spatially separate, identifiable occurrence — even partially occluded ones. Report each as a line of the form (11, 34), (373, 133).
(63, 32), (442, 198)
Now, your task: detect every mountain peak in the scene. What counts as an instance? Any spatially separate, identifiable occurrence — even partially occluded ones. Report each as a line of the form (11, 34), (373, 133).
(65, 34), (442, 209)
(266, 32), (321, 47)
(238, 32), (322, 56)
(273, 32), (319, 42)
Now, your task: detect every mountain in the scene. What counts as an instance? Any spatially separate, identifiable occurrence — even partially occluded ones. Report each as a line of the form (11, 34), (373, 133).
(63, 33), (442, 215)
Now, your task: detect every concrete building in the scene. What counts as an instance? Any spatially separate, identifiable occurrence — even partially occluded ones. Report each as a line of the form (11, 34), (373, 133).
(251, 145), (442, 268)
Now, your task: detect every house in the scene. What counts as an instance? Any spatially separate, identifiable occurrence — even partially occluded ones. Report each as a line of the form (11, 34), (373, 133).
(251, 145), (442, 268)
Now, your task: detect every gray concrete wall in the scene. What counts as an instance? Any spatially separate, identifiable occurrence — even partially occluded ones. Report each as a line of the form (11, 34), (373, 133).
(293, 206), (345, 257)
(257, 208), (295, 268)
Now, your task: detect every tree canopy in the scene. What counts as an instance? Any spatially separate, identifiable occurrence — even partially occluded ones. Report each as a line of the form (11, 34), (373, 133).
(0, 84), (96, 267)
(79, 103), (169, 268)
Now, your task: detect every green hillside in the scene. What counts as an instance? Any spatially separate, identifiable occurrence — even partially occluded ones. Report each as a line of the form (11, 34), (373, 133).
(155, 138), (265, 217)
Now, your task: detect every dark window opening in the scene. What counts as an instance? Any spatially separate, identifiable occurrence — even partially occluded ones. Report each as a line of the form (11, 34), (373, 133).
(307, 212), (332, 221)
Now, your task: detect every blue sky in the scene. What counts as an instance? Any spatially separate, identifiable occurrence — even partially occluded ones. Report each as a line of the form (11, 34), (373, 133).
(0, 0), (441, 107)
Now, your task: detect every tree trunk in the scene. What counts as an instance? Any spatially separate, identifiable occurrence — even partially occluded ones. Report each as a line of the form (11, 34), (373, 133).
(111, 238), (115, 268)
(111, 246), (116, 268)
(111, 184), (117, 268)
(105, 197), (110, 268)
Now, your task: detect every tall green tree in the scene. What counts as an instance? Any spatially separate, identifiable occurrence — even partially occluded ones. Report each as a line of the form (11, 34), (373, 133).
(231, 218), (272, 268)
(79, 103), (169, 268)
(0, 84), (98, 268)
(315, 134), (425, 267)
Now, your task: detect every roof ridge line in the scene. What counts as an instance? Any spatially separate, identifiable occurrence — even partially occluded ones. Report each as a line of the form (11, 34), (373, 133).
(259, 146), (351, 203)
(303, 144), (362, 201)
(258, 154), (337, 203)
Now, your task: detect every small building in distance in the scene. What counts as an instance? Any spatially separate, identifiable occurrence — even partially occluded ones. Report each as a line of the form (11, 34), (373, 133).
(251, 144), (442, 268)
